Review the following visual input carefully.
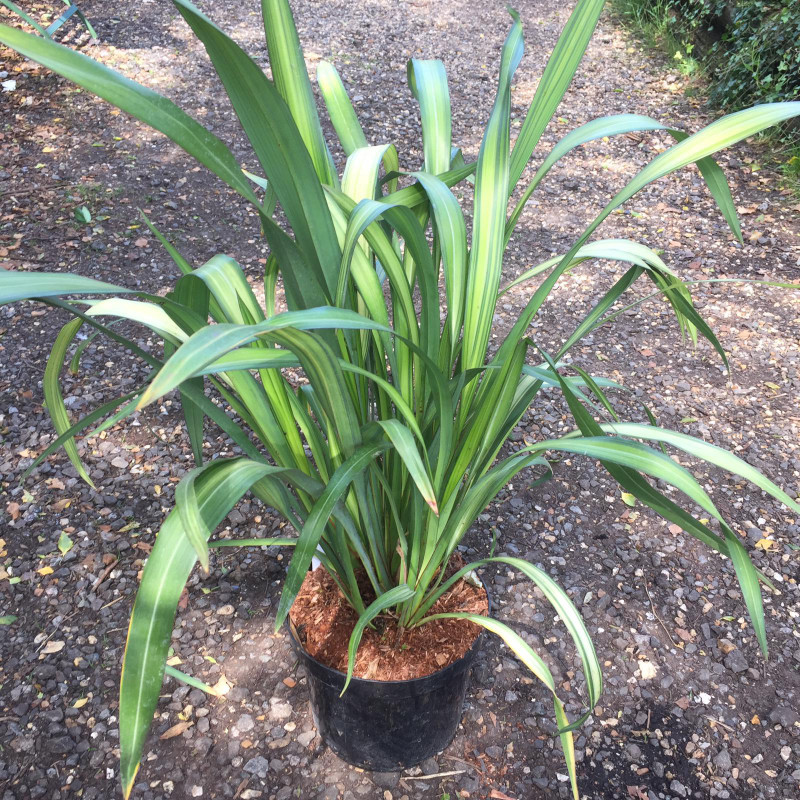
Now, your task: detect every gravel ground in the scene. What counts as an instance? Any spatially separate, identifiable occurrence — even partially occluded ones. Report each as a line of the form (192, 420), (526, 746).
(1, 1), (799, 799)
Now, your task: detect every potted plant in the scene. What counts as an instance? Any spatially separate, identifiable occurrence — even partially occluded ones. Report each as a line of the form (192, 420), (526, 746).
(1, 0), (798, 797)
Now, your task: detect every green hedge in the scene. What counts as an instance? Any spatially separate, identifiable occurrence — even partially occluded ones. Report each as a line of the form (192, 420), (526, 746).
(622, 1), (800, 109)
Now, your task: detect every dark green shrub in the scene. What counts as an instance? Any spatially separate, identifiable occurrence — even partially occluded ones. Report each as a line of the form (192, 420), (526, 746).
(616, 1), (800, 109)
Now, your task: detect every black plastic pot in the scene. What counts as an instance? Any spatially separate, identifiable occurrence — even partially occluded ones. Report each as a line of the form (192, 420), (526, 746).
(287, 584), (488, 771)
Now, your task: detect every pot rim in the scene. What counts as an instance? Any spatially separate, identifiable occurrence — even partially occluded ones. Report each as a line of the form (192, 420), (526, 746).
(285, 572), (491, 688)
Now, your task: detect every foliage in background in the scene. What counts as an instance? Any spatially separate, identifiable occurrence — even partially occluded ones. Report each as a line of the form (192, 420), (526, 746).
(613, 0), (800, 189)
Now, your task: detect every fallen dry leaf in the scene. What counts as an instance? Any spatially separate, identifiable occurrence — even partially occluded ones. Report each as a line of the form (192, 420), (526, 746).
(675, 627), (694, 642)
(39, 640), (65, 657)
(211, 674), (231, 696)
(159, 720), (193, 740)
(489, 791), (516, 800)
(754, 538), (777, 551)
(717, 639), (736, 655)
(627, 787), (648, 800)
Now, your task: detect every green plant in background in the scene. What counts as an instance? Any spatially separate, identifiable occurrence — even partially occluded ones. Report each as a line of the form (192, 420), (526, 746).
(1, 0), (799, 797)
(613, 0), (800, 188)
(613, 0), (800, 107)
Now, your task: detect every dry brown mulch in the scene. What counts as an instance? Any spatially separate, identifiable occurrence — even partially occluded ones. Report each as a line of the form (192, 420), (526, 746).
(290, 566), (488, 681)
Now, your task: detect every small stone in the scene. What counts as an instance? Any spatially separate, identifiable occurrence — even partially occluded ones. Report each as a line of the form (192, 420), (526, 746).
(190, 787), (203, 798)
(420, 757), (438, 775)
(713, 749), (732, 772)
(724, 650), (748, 674)
(236, 714), (254, 733)
(669, 779), (688, 798)
(371, 772), (400, 789)
(769, 706), (798, 727)
(217, 604), (235, 616)
(780, 746), (791, 762)
(243, 756), (270, 779)
(297, 730), (316, 747)
(625, 743), (642, 761)
(486, 745), (503, 759)
(110, 456), (128, 469)
(45, 736), (75, 754)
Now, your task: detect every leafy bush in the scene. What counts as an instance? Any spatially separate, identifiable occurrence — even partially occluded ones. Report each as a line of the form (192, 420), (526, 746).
(615, 0), (800, 109)
(1, 1), (799, 797)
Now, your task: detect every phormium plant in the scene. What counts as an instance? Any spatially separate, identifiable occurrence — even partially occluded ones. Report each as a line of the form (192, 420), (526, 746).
(1, 0), (799, 797)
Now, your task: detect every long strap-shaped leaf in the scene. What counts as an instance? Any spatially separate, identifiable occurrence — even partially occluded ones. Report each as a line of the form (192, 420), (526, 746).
(171, 0), (341, 301)
(508, 0), (606, 190)
(261, 0), (338, 186)
(421, 612), (581, 800)
(273, 441), (391, 629)
(494, 102), (800, 376)
(599, 423), (800, 514)
(43, 319), (95, 488)
(119, 458), (292, 799)
(534, 355), (768, 655)
(317, 60), (369, 155)
(0, 23), (258, 204)
(415, 556), (602, 724)
(0, 0), (50, 37)
(407, 59), (452, 175)
(0, 271), (134, 304)
(136, 307), (392, 410)
(341, 584), (415, 694)
(461, 11), (523, 376)
(411, 171), (468, 351)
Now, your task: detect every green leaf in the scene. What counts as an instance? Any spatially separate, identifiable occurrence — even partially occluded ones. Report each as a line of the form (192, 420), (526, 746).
(261, 0), (338, 186)
(317, 60), (368, 155)
(0, 271), (134, 305)
(172, 0), (340, 299)
(341, 584), (415, 695)
(620, 492), (637, 507)
(0, 0), (49, 37)
(407, 59), (452, 175)
(601, 423), (800, 515)
(119, 458), (283, 800)
(0, 23), (257, 204)
(461, 10), (523, 378)
(163, 665), (224, 696)
(273, 441), (391, 631)
(411, 171), (468, 348)
(74, 205), (92, 224)
(44, 319), (95, 488)
(421, 612), (581, 799)
(57, 532), (74, 556)
(136, 308), (391, 411)
(509, 0), (606, 190)
(377, 419), (438, 514)
(0, 615), (17, 625)
(85, 298), (188, 344)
